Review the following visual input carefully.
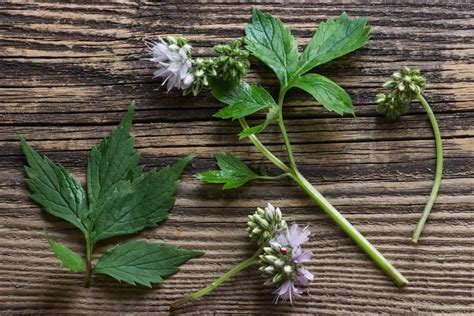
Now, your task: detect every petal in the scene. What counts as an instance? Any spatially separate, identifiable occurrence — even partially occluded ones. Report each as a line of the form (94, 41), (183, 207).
(167, 62), (182, 73)
(292, 247), (312, 264)
(296, 267), (314, 286)
(179, 63), (188, 79)
(287, 224), (310, 248)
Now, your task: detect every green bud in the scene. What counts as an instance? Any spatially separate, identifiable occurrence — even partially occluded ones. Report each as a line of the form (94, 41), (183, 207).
(283, 265), (293, 275)
(264, 255), (278, 264)
(272, 273), (284, 284)
(264, 266), (275, 274)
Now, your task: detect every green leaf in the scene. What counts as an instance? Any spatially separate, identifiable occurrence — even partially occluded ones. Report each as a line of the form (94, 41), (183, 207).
(198, 153), (260, 189)
(45, 232), (86, 273)
(21, 139), (88, 235)
(87, 101), (142, 214)
(297, 12), (370, 75)
(90, 155), (194, 242)
(238, 105), (279, 139)
(210, 79), (277, 120)
(94, 241), (203, 287)
(239, 124), (265, 139)
(291, 73), (354, 115)
(244, 8), (299, 86)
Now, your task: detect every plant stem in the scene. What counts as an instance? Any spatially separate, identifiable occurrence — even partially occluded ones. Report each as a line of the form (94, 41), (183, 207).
(412, 94), (443, 244)
(290, 169), (408, 286)
(239, 86), (408, 286)
(238, 117), (290, 173)
(277, 90), (298, 171)
(84, 239), (93, 288)
(170, 249), (262, 311)
(260, 173), (291, 181)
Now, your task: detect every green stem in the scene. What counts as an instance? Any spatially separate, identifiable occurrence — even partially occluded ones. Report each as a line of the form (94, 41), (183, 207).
(291, 169), (408, 286)
(412, 94), (443, 244)
(84, 240), (93, 288)
(170, 249), (262, 311)
(238, 117), (290, 173)
(260, 173), (291, 181)
(277, 89), (298, 171)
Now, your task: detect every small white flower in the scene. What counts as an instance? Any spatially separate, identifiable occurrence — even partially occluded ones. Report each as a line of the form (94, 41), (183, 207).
(145, 38), (194, 92)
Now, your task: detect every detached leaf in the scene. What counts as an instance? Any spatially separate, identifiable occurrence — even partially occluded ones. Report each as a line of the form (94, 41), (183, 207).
(21, 139), (88, 235)
(94, 241), (203, 287)
(291, 73), (354, 115)
(45, 232), (86, 273)
(87, 101), (142, 213)
(244, 9), (299, 86)
(198, 153), (260, 189)
(210, 79), (277, 120)
(297, 12), (370, 75)
(90, 155), (194, 243)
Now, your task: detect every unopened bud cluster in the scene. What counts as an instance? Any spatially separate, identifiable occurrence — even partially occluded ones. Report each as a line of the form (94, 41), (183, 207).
(167, 36), (191, 53)
(213, 39), (250, 82)
(376, 67), (427, 120)
(247, 204), (286, 246)
(184, 57), (216, 96)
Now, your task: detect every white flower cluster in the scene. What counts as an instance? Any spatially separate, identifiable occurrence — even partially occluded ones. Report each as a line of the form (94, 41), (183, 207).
(145, 37), (194, 92)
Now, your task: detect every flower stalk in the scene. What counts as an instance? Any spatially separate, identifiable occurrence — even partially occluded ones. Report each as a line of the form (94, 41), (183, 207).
(411, 94), (443, 243)
(377, 67), (443, 243)
(170, 248), (262, 311)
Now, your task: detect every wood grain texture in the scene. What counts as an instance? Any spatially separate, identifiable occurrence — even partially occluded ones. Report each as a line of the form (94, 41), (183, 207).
(1, 0), (473, 314)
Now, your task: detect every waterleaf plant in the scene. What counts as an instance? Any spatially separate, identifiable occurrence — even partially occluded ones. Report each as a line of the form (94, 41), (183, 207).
(147, 8), (409, 306)
(21, 102), (202, 287)
(376, 67), (443, 243)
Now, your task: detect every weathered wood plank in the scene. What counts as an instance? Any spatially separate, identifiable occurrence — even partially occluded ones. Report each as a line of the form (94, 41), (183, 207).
(0, 0), (473, 314)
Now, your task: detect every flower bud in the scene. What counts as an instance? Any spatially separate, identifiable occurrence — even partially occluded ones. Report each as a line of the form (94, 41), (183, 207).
(247, 204), (287, 246)
(283, 265), (293, 275)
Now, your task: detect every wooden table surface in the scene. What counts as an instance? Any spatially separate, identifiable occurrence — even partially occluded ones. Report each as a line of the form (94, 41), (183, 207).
(1, 1), (473, 314)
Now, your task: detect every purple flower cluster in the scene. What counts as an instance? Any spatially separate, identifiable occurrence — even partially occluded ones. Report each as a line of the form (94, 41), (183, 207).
(271, 224), (313, 304)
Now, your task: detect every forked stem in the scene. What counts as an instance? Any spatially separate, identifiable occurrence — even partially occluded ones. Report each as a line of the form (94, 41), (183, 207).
(238, 92), (409, 287)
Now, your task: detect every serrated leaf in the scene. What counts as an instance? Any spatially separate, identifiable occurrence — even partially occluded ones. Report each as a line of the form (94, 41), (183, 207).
(87, 101), (142, 214)
(297, 12), (370, 76)
(90, 155), (194, 242)
(94, 241), (203, 287)
(210, 79), (277, 120)
(244, 8), (299, 86)
(45, 232), (86, 273)
(198, 153), (260, 189)
(21, 139), (88, 235)
(291, 73), (354, 115)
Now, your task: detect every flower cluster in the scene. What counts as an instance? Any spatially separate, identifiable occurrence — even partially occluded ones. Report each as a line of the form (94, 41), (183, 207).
(247, 204), (313, 304)
(376, 66), (427, 120)
(146, 37), (249, 95)
(145, 37), (194, 92)
(260, 224), (313, 303)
